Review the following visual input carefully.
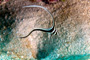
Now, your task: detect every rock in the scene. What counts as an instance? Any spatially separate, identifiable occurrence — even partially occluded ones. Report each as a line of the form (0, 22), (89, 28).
(0, 0), (90, 60)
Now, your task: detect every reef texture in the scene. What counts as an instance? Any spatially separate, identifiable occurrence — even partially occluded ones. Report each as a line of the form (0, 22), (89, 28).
(0, 0), (90, 60)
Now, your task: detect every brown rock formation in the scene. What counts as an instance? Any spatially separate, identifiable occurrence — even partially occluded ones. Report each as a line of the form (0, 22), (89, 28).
(0, 0), (90, 60)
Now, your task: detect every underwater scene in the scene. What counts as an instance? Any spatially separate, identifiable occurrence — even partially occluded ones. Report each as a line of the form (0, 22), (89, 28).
(0, 0), (90, 60)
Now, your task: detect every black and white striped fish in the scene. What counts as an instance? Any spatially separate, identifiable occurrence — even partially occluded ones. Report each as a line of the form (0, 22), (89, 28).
(20, 5), (57, 38)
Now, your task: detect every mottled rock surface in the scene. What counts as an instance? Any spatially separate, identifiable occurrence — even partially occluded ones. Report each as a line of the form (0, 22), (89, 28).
(0, 0), (90, 60)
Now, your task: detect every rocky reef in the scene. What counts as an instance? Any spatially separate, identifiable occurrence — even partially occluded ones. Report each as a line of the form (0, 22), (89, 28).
(0, 0), (90, 60)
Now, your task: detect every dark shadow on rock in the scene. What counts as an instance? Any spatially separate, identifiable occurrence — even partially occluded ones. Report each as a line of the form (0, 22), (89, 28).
(0, 5), (16, 50)
(42, 0), (49, 4)
(36, 33), (60, 60)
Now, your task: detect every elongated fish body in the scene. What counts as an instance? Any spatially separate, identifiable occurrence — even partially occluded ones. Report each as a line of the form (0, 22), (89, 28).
(20, 5), (57, 38)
